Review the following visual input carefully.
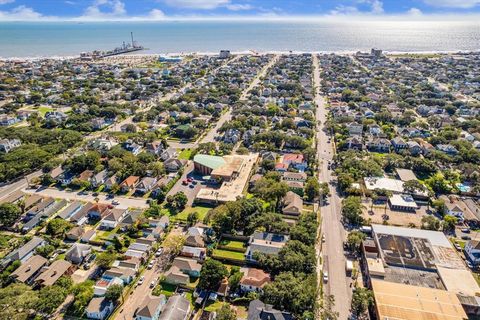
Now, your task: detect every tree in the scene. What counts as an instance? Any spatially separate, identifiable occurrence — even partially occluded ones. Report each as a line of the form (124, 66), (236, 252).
(35, 285), (68, 315)
(162, 234), (185, 256)
(347, 231), (366, 254)
(305, 177), (320, 201)
(187, 211), (199, 226)
(36, 244), (55, 258)
(443, 215), (458, 232)
(403, 179), (426, 194)
(166, 191), (188, 213)
(341, 196), (364, 225)
(0, 203), (21, 227)
(320, 295), (339, 320)
(431, 199), (447, 216)
(421, 215), (441, 231)
(216, 303), (237, 320)
(96, 252), (116, 269)
(0, 283), (38, 320)
(252, 177), (289, 207)
(198, 259), (228, 291)
(351, 287), (374, 316)
(71, 280), (94, 314)
(228, 268), (243, 292)
(105, 284), (123, 302)
(46, 219), (72, 238)
(263, 272), (317, 317)
(337, 172), (354, 192)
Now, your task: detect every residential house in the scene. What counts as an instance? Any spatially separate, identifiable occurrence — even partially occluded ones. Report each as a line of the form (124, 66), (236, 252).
(181, 246), (206, 260)
(49, 166), (64, 181)
(135, 295), (167, 320)
(146, 141), (164, 156)
(164, 158), (186, 172)
(158, 295), (191, 320)
(164, 257), (201, 285)
(91, 170), (108, 188)
(0, 138), (21, 153)
(246, 232), (289, 262)
(347, 123), (363, 136)
(436, 144), (459, 155)
(465, 240), (480, 266)
(104, 175), (118, 191)
(346, 136), (363, 150)
(58, 171), (76, 186)
(35, 260), (74, 287)
(240, 268), (271, 293)
(87, 204), (110, 220)
(223, 128), (241, 144)
(161, 148), (177, 161)
(281, 153), (308, 172)
(282, 171), (307, 183)
(81, 230), (97, 243)
(66, 226), (85, 241)
(407, 140), (422, 156)
(247, 299), (293, 320)
(120, 176), (140, 193)
(94, 277), (124, 296)
(282, 191), (303, 216)
(1, 236), (45, 267)
(123, 140), (142, 156)
(136, 177), (158, 194)
(78, 170), (94, 182)
(10, 255), (48, 284)
(367, 137), (391, 153)
(65, 243), (92, 264)
(391, 137), (408, 152)
(103, 267), (136, 285)
(91, 118), (107, 130)
(86, 297), (114, 320)
(100, 209), (128, 230)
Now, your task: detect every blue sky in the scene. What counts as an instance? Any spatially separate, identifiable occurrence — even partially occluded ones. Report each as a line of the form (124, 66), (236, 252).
(0, 0), (479, 21)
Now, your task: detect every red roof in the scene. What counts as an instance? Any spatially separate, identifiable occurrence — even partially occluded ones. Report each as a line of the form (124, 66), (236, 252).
(283, 153), (304, 163)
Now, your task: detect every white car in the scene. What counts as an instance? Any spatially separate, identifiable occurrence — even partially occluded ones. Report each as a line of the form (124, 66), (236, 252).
(150, 280), (156, 288)
(112, 200), (120, 205)
(147, 261), (154, 269)
(155, 249), (163, 257)
(323, 271), (329, 282)
(137, 276), (145, 286)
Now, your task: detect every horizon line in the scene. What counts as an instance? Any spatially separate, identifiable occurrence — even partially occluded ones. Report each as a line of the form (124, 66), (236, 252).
(2, 13), (480, 22)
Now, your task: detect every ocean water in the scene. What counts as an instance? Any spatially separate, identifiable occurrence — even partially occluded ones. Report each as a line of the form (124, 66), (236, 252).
(0, 20), (479, 58)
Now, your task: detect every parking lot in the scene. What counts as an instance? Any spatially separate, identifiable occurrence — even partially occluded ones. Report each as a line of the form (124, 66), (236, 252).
(166, 161), (205, 206)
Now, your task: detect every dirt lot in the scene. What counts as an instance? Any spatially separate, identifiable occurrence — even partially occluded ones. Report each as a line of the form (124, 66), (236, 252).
(361, 199), (429, 227)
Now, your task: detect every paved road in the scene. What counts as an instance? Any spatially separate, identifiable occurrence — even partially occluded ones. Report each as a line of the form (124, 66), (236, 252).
(21, 187), (149, 210)
(0, 170), (42, 201)
(313, 54), (351, 319)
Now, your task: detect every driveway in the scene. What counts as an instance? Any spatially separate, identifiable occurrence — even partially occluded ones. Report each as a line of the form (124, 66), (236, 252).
(22, 187), (149, 210)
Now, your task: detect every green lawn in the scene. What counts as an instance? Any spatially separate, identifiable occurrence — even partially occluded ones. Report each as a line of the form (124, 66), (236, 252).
(204, 300), (224, 312)
(212, 249), (246, 261)
(174, 206), (212, 222)
(178, 149), (193, 160)
(155, 282), (177, 297)
(37, 106), (54, 116)
(219, 240), (245, 250)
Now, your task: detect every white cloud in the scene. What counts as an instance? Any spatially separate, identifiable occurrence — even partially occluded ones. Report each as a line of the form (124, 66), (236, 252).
(0, 0), (14, 5)
(162, 0), (230, 9)
(331, 0), (384, 15)
(145, 8), (166, 19)
(408, 7), (422, 16)
(80, 0), (126, 19)
(0, 5), (49, 20)
(226, 4), (253, 11)
(423, 0), (480, 8)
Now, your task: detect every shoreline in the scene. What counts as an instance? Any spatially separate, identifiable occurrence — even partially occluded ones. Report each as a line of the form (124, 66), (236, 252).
(1, 49), (480, 61)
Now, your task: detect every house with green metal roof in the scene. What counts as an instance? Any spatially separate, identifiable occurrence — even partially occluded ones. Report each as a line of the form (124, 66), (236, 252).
(193, 154), (226, 175)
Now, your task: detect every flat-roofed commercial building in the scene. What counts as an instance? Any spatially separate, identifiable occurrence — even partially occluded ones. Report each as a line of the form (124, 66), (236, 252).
(371, 279), (468, 320)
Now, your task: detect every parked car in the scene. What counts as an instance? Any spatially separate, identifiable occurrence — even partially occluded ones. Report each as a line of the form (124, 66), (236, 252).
(147, 261), (154, 269)
(137, 276), (145, 286)
(461, 228), (471, 233)
(112, 200), (120, 205)
(155, 249), (163, 257)
(187, 177), (193, 182)
(182, 180), (188, 185)
(92, 192), (99, 196)
(461, 235), (472, 240)
(453, 243), (462, 251)
(323, 271), (329, 282)
(466, 261), (474, 269)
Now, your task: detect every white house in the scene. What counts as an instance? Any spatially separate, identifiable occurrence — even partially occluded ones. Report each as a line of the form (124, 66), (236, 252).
(465, 240), (480, 266)
(86, 297), (114, 320)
